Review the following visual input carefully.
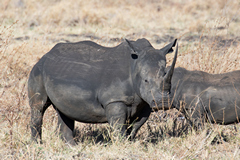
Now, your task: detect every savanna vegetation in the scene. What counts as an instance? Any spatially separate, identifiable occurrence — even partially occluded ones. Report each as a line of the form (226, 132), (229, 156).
(0, 0), (240, 159)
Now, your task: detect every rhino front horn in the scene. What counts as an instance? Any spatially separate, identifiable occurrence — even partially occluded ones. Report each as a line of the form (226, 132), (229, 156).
(164, 42), (178, 84)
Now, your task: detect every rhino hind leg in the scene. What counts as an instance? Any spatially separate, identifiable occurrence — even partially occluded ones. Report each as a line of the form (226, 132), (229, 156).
(28, 68), (51, 143)
(30, 98), (51, 143)
(55, 108), (76, 146)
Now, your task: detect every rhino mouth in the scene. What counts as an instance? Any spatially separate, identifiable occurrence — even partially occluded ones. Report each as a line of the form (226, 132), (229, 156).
(150, 96), (172, 110)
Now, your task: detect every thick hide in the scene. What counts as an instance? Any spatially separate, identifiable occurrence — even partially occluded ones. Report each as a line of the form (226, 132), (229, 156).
(28, 38), (178, 145)
(170, 67), (240, 127)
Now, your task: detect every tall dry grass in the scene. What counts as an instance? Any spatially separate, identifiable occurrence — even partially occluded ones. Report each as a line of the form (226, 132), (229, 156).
(0, 0), (240, 159)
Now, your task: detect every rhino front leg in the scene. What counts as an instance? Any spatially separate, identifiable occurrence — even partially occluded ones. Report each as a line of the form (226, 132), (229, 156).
(105, 102), (128, 137)
(128, 105), (152, 140)
(184, 99), (206, 130)
(55, 108), (76, 146)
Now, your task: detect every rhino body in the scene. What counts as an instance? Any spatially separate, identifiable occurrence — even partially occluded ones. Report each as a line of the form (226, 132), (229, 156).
(28, 38), (178, 145)
(170, 67), (240, 126)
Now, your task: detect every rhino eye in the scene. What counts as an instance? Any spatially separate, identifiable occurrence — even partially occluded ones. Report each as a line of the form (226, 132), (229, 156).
(145, 79), (149, 83)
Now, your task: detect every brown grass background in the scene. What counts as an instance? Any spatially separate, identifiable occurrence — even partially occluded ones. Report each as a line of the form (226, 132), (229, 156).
(1, 0), (240, 159)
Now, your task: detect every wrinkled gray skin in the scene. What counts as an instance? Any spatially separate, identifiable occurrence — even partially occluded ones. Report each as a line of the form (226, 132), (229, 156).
(170, 67), (240, 127)
(28, 38), (178, 145)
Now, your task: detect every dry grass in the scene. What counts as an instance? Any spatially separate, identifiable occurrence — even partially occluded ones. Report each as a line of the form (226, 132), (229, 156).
(1, 0), (240, 159)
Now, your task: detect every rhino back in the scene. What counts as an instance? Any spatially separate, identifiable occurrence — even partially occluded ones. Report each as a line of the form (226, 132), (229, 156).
(171, 67), (240, 95)
(42, 41), (130, 84)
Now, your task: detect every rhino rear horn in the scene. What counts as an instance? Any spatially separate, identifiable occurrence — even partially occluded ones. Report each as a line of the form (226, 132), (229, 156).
(160, 39), (177, 55)
(164, 42), (178, 84)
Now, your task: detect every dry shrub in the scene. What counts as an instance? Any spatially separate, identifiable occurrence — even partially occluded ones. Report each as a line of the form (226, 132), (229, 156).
(166, 26), (240, 74)
(1, 0), (239, 37)
(0, 22), (67, 159)
(175, 38), (240, 74)
(0, 22), (32, 158)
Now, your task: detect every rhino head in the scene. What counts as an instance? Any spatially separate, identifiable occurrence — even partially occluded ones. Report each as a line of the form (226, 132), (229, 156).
(126, 39), (178, 109)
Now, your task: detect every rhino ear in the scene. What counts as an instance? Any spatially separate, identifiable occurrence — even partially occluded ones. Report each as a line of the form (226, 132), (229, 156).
(160, 39), (177, 55)
(125, 38), (139, 59)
